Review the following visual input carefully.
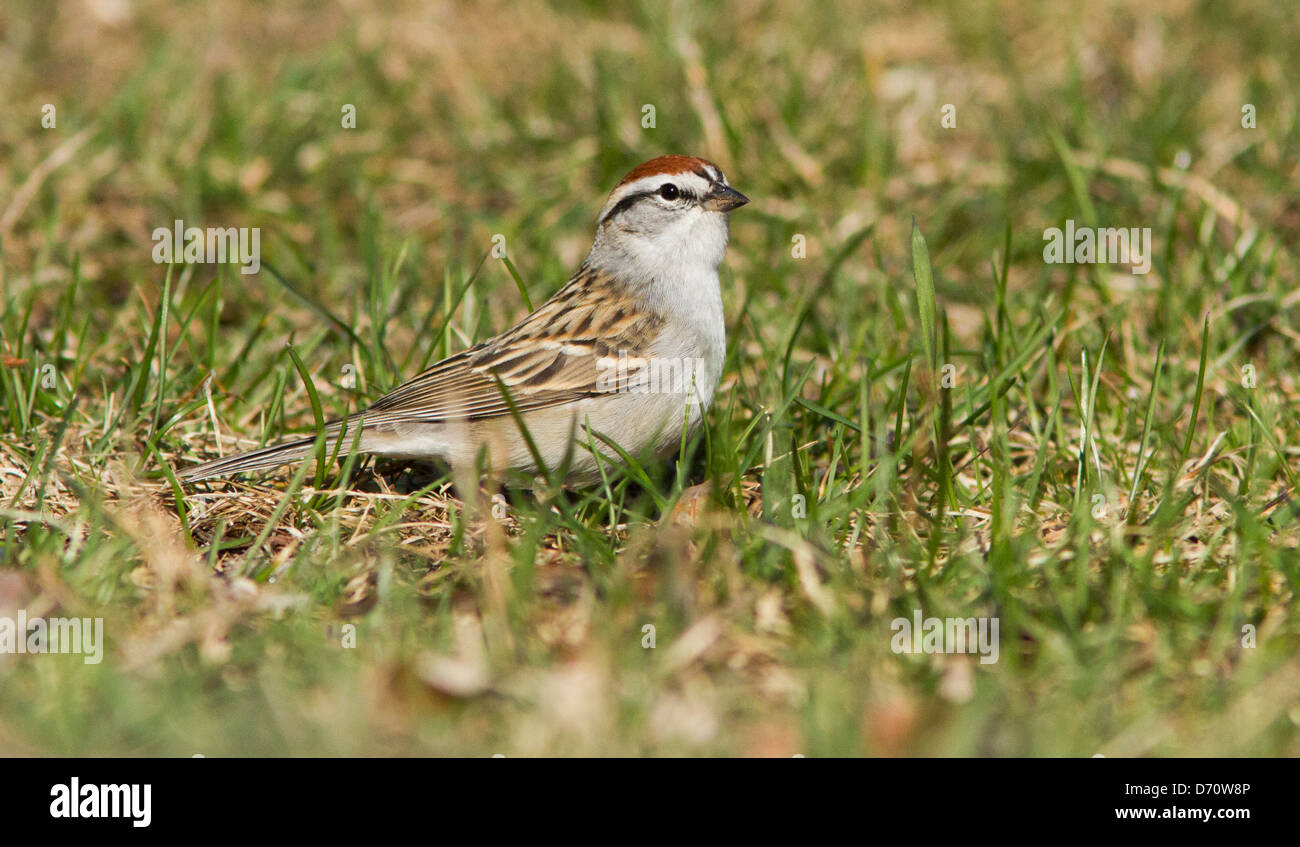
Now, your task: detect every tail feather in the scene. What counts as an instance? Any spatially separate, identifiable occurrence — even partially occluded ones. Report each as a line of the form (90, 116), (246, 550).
(179, 429), (350, 481)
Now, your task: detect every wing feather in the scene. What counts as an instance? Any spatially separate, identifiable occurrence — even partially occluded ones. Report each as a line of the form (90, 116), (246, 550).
(356, 266), (663, 426)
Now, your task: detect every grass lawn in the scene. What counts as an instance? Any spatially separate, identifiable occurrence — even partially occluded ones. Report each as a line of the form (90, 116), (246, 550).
(0, 0), (1297, 756)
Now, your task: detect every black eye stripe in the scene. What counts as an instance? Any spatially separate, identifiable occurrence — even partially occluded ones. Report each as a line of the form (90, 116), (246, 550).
(601, 183), (698, 223)
(602, 190), (655, 222)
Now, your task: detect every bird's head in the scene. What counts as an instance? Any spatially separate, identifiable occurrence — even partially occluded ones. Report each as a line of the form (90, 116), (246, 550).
(586, 155), (748, 285)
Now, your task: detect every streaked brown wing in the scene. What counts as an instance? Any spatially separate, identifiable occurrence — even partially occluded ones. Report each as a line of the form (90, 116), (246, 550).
(358, 266), (663, 426)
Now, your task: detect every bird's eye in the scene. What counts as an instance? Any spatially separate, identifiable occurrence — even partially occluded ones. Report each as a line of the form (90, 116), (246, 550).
(658, 183), (680, 200)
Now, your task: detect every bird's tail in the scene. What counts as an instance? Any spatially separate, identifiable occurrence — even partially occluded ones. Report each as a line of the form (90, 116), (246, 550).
(178, 423), (358, 482)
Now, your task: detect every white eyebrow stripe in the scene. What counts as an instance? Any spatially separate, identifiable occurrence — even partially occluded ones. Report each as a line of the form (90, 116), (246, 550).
(598, 171), (718, 220)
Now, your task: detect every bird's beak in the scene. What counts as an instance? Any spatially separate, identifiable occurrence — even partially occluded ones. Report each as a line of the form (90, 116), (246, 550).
(703, 184), (749, 212)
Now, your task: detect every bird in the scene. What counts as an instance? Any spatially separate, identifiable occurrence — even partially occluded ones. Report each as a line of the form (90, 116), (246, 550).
(179, 155), (748, 484)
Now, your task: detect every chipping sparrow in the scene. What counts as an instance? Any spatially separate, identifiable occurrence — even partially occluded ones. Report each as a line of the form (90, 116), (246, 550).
(180, 155), (748, 483)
